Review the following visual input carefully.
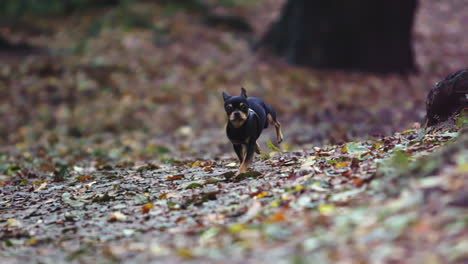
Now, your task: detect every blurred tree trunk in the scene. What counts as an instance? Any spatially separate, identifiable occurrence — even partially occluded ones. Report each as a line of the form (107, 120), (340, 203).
(0, 35), (41, 54)
(257, 0), (418, 74)
(0, 36), (10, 49)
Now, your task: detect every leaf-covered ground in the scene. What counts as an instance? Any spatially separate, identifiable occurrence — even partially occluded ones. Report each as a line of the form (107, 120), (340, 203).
(1, 0), (467, 263)
(1, 123), (467, 263)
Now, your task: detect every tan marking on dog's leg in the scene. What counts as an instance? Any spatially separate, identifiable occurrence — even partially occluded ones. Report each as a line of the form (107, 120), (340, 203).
(236, 146), (248, 175)
(275, 121), (283, 144)
(255, 142), (261, 154)
(267, 114), (284, 144)
(238, 151), (253, 174)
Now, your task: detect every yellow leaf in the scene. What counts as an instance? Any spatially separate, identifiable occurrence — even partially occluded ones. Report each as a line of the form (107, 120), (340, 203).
(177, 248), (193, 259)
(318, 204), (335, 215)
(335, 161), (350, 168)
(282, 142), (294, 151)
(342, 145), (348, 153)
(229, 223), (246, 233)
(290, 185), (304, 193)
(270, 200), (281, 207)
(456, 163), (468, 173)
(269, 151), (279, 157)
(25, 238), (38, 246)
(373, 142), (383, 148)
(254, 191), (269, 199)
(401, 129), (414, 135)
(267, 139), (280, 151)
(191, 160), (202, 167)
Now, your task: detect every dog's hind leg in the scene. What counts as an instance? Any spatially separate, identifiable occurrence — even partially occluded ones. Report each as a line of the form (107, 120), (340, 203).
(267, 114), (283, 144)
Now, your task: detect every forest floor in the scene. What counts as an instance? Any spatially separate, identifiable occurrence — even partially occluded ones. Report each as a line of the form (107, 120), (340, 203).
(1, 0), (467, 263)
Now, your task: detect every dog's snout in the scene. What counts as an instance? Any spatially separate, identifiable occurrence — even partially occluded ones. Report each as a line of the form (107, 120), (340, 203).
(234, 111), (241, 118)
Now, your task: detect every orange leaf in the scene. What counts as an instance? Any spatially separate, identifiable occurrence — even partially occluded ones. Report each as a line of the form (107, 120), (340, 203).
(77, 175), (94, 182)
(142, 203), (154, 214)
(166, 174), (184, 181)
(269, 211), (286, 222)
(353, 178), (366, 187)
(341, 170), (352, 177)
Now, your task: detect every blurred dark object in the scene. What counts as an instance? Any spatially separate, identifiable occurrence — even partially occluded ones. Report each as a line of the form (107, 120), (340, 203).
(426, 69), (468, 126)
(203, 14), (253, 33)
(0, 36), (41, 53)
(0, 0), (120, 17)
(256, 0), (418, 74)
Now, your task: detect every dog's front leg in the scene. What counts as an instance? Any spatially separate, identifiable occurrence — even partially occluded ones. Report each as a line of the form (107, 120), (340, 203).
(236, 141), (255, 175)
(233, 144), (244, 163)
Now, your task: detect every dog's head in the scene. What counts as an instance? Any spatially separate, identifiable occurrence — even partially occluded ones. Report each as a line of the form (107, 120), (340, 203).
(222, 88), (249, 128)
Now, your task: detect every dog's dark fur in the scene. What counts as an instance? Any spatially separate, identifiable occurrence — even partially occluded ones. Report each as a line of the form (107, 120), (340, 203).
(222, 88), (283, 175)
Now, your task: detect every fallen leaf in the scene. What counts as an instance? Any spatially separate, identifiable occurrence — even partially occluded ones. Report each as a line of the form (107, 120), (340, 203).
(267, 139), (280, 151)
(166, 174), (184, 181)
(77, 175), (93, 182)
(186, 182), (204, 189)
(345, 142), (370, 155)
(109, 211), (127, 222)
(335, 161), (350, 168)
(268, 211), (286, 222)
(229, 223), (247, 233)
(226, 162), (237, 168)
(203, 166), (213, 172)
(6, 219), (21, 228)
(142, 203), (154, 214)
(254, 191), (269, 199)
(177, 248), (193, 259)
(191, 160), (202, 167)
(34, 182), (48, 192)
(318, 204), (335, 215)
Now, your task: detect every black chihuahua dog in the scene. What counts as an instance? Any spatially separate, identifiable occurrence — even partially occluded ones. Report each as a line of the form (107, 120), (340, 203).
(222, 88), (283, 175)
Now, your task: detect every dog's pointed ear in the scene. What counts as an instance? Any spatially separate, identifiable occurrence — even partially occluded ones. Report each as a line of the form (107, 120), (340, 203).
(240, 87), (248, 98)
(222, 92), (232, 101)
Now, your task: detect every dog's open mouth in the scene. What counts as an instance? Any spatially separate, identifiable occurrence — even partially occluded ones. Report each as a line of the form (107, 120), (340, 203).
(229, 118), (246, 128)
(231, 116), (245, 121)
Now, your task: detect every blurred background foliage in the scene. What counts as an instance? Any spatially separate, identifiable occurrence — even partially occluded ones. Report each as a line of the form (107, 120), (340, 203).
(0, 0), (465, 157)
(0, 0), (251, 18)
(0, 0), (121, 17)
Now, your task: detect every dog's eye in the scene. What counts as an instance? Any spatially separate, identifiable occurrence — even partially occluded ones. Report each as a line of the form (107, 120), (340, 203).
(240, 104), (248, 111)
(226, 105), (233, 112)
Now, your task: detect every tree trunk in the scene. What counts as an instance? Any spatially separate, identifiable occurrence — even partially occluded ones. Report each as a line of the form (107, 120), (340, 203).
(0, 35), (37, 53)
(256, 0), (418, 74)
